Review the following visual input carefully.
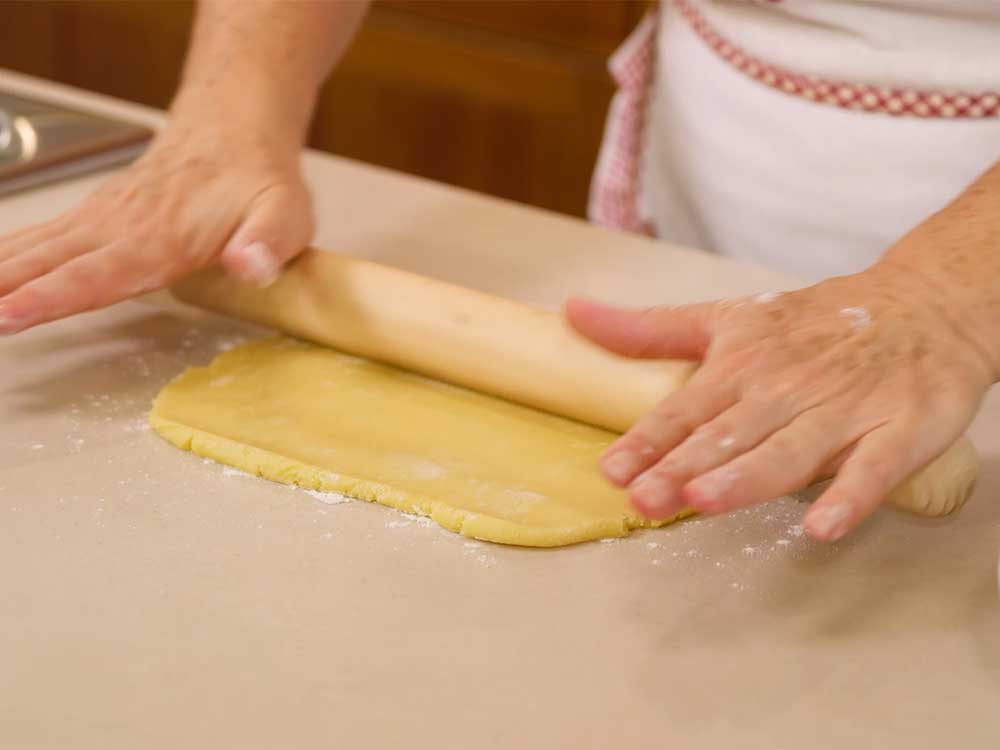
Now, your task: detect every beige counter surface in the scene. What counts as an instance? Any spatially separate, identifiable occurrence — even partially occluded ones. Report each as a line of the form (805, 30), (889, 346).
(2, 70), (999, 749)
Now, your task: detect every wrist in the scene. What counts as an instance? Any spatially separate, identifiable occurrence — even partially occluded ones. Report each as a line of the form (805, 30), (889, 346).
(871, 162), (1000, 381)
(874, 236), (1000, 383)
(140, 105), (305, 186)
(168, 72), (317, 158)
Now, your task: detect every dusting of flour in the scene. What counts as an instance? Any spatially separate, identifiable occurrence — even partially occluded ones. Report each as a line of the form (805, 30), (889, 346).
(304, 489), (351, 505)
(840, 306), (872, 330)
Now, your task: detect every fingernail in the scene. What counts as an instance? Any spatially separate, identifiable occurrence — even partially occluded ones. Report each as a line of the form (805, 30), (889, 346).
(238, 241), (280, 287)
(688, 466), (739, 511)
(630, 471), (676, 513)
(808, 503), (851, 541)
(603, 451), (641, 484)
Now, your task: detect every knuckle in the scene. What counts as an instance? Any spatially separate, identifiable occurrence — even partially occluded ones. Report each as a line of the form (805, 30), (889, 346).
(622, 414), (686, 456)
(768, 377), (809, 405)
(698, 461), (751, 503)
(686, 422), (724, 448)
(61, 258), (102, 288)
(764, 430), (800, 458)
(848, 451), (903, 488)
(45, 266), (101, 312)
(760, 425), (827, 481)
(689, 368), (728, 392)
(651, 401), (698, 433)
(2, 286), (43, 318)
(742, 384), (781, 411)
(7, 254), (45, 281)
(729, 450), (766, 484)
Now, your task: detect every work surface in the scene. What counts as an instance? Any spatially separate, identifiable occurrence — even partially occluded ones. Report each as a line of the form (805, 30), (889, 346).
(1, 71), (999, 749)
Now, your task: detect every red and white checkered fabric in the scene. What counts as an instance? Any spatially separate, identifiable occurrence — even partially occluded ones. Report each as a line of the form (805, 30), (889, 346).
(674, 0), (1000, 119)
(589, 0), (1000, 234)
(587, 12), (658, 235)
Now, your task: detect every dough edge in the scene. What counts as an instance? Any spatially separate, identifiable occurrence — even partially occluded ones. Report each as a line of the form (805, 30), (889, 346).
(148, 412), (691, 548)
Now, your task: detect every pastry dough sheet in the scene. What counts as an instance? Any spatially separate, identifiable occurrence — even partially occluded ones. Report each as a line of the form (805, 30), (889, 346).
(150, 338), (686, 547)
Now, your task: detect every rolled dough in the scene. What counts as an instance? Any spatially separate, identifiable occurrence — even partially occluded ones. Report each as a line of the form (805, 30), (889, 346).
(150, 338), (688, 547)
(171, 252), (978, 520)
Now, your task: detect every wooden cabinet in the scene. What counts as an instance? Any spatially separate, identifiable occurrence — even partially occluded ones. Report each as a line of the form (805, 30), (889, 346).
(0, 1), (648, 217)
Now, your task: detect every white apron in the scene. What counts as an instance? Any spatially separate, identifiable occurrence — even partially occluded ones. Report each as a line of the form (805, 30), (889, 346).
(590, 1), (1000, 281)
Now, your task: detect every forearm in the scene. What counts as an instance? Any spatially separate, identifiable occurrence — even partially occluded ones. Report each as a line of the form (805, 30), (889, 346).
(875, 159), (1000, 380)
(170, 0), (369, 154)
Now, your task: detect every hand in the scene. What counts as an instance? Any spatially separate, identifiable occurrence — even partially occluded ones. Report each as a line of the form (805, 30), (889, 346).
(0, 117), (314, 335)
(565, 268), (994, 541)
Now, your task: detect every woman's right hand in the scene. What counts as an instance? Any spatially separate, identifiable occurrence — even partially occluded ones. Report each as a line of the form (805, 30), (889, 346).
(0, 0), (377, 336)
(0, 113), (315, 335)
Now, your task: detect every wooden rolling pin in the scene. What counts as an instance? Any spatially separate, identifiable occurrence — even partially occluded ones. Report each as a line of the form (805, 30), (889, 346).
(172, 249), (978, 518)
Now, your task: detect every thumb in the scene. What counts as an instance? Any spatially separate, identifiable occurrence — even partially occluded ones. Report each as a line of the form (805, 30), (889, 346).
(563, 297), (712, 360)
(220, 183), (315, 286)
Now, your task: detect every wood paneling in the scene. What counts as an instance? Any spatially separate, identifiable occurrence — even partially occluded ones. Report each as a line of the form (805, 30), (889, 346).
(0, 1), (192, 107)
(0, 2), (62, 80)
(0, 1), (646, 217)
(383, 1), (646, 54)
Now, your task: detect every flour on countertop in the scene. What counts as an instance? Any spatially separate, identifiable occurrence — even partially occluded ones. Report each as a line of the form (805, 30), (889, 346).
(625, 497), (838, 597)
(202, 456), (353, 506)
(460, 537), (496, 568)
(304, 489), (351, 505)
(196, 454), (503, 564)
(399, 511), (436, 528)
(123, 418), (151, 434)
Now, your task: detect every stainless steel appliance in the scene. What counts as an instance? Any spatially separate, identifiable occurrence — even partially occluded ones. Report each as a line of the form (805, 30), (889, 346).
(0, 90), (152, 196)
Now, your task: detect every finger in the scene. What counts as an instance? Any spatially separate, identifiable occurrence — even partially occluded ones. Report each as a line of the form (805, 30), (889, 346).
(0, 227), (95, 297)
(604, 373), (738, 509)
(564, 298), (714, 361)
(220, 183), (314, 286)
(0, 239), (165, 333)
(604, 368), (738, 483)
(677, 408), (845, 517)
(803, 427), (917, 542)
(632, 393), (802, 508)
(0, 218), (68, 264)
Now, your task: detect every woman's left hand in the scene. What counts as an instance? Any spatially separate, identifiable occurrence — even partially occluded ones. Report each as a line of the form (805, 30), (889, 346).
(565, 265), (994, 541)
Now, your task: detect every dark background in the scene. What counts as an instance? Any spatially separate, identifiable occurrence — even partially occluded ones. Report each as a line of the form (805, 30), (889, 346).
(0, 1), (649, 217)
